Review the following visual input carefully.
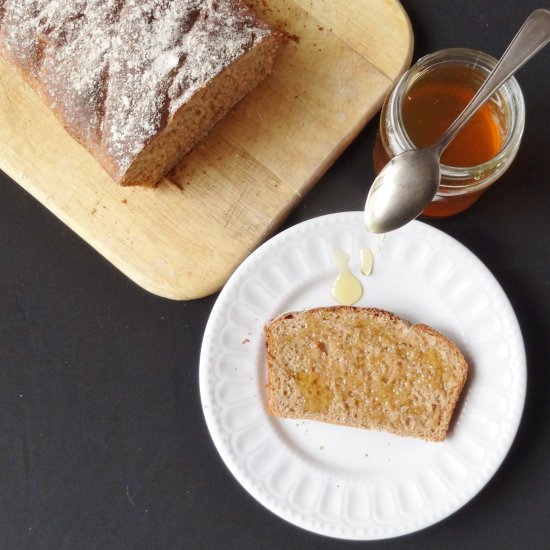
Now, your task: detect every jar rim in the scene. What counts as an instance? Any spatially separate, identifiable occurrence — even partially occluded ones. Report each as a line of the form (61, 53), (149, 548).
(388, 47), (526, 192)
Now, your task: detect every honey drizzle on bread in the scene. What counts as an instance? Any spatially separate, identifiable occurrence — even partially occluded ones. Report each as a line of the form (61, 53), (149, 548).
(265, 306), (468, 442)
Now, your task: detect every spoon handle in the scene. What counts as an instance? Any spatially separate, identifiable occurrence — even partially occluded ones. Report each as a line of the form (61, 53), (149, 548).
(435, 9), (550, 155)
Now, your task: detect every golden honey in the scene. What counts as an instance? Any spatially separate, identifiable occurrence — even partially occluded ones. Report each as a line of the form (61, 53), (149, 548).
(290, 315), (453, 422)
(374, 48), (525, 218)
(331, 249), (362, 306)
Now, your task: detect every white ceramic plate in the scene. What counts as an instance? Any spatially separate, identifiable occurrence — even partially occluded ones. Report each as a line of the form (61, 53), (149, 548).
(199, 212), (526, 540)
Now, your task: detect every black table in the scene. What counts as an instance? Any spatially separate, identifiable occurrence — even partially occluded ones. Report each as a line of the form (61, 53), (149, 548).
(1, 1), (549, 548)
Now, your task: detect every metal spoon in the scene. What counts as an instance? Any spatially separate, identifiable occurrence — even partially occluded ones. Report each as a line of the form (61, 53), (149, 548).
(364, 9), (550, 234)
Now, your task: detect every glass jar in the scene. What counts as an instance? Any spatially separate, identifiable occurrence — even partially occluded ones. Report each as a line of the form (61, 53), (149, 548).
(373, 48), (525, 218)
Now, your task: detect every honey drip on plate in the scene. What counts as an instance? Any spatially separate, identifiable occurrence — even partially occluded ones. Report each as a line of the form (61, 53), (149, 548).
(331, 249), (362, 306)
(375, 233), (385, 253)
(360, 247), (374, 276)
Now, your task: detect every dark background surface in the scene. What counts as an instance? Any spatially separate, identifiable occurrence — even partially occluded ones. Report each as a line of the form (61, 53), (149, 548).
(1, 1), (549, 548)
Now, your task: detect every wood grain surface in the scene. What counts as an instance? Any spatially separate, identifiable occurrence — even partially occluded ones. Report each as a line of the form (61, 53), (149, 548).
(0, 0), (413, 300)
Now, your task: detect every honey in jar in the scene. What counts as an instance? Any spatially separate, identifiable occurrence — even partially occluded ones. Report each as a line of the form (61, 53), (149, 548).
(373, 48), (525, 218)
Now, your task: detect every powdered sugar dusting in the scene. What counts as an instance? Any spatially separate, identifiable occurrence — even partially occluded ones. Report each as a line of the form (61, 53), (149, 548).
(0, 0), (271, 179)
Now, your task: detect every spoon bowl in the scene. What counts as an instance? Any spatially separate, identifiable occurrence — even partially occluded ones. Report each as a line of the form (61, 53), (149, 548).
(364, 148), (440, 234)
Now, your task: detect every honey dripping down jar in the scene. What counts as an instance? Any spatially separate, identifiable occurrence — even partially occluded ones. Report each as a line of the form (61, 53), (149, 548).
(373, 48), (525, 218)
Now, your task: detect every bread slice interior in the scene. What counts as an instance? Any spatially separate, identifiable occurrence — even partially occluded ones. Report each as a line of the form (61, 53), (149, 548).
(265, 306), (468, 442)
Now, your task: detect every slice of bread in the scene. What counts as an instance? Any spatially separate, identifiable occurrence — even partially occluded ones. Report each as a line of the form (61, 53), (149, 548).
(265, 306), (468, 441)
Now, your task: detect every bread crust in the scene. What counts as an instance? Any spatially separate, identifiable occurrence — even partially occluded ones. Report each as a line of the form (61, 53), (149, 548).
(0, 0), (278, 186)
(265, 306), (468, 442)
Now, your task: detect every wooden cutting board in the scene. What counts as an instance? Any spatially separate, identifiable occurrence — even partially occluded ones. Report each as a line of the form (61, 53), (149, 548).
(0, 0), (413, 300)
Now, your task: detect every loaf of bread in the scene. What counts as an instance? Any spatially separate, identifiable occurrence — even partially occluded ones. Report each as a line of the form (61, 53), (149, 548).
(0, 0), (278, 186)
(265, 306), (468, 441)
